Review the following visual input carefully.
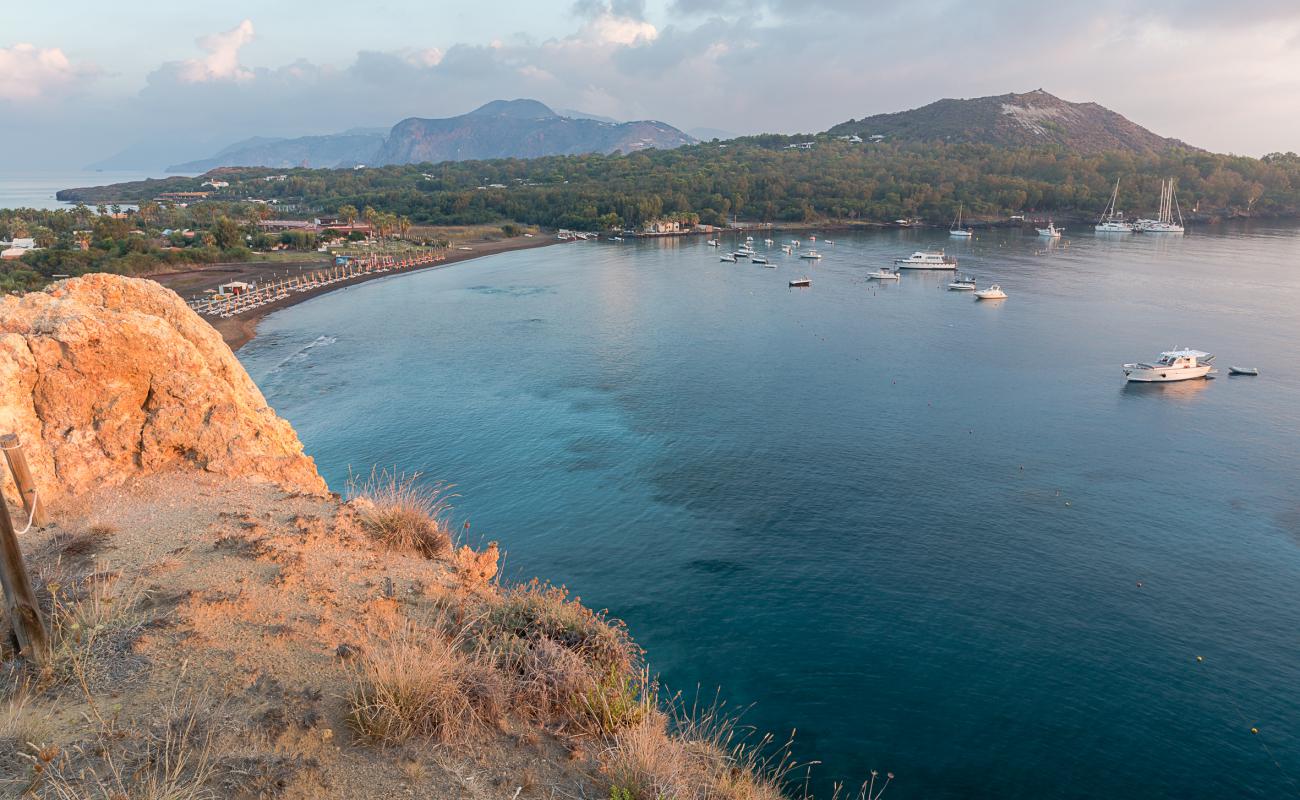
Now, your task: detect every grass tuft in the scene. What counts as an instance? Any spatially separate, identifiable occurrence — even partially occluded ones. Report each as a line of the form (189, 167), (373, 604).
(347, 468), (455, 559)
(347, 621), (503, 745)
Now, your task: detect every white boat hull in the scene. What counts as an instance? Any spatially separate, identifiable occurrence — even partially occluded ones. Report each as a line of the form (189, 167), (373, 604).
(1095, 223), (1134, 233)
(949, 230), (973, 238)
(1123, 364), (1213, 382)
(895, 263), (956, 270)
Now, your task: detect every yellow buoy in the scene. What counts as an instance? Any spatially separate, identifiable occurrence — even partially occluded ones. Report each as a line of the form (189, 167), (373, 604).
(1196, 656), (1204, 662)
(1252, 727), (1259, 735)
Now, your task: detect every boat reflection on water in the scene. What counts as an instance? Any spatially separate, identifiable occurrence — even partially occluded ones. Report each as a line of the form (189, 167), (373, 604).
(1120, 376), (1212, 401)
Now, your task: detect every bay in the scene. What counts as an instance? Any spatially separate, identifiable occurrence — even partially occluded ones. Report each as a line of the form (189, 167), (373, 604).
(240, 224), (1300, 798)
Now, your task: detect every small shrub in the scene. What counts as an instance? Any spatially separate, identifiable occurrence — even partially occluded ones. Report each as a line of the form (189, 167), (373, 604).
(347, 468), (454, 559)
(483, 581), (635, 676)
(347, 622), (502, 745)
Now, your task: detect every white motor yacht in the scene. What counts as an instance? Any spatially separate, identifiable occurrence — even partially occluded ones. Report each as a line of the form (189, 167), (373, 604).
(867, 268), (900, 280)
(947, 276), (977, 291)
(1037, 222), (1063, 237)
(1123, 348), (1214, 382)
(894, 251), (958, 269)
(720, 254), (737, 262)
(789, 277), (812, 287)
(974, 285), (1007, 300)
(707, 239), (720, 247)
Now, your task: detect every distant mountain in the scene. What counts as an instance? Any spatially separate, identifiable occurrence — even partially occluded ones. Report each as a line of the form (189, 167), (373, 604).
(375, 99), (695, 165)
(167, 130), (387, 173)
(827, 90), (1199, 154)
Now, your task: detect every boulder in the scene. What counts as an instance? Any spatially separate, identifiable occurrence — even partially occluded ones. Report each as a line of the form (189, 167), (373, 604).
(0, 274), (327, 504)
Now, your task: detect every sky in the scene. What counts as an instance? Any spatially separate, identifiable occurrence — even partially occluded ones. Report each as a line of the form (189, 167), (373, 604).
(4, 0), (1300, 170)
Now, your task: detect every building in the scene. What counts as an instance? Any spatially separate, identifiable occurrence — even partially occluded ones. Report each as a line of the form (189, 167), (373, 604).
(837, 134), (863, 143)
(785, 141), (815, 150)
(216, 281), (251, 296)
(200, 180), (230, 189)
(1, 248), (26, 260)
(643, 220), (683, 235)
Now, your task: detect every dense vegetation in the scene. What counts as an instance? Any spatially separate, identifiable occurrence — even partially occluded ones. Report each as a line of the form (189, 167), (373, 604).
(56, 136), (1300, 232)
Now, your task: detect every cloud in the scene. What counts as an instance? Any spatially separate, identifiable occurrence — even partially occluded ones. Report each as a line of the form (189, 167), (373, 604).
(0, 43), (96, 101)
(175, 19), (256, 83)
(9, 1), (1300, 170)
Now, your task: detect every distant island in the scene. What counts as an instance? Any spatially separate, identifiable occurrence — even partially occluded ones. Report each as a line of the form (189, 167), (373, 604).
(161, 99), (696, 172)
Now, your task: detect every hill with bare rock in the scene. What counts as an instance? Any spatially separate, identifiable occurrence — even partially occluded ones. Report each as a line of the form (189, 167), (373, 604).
(0, 274), (803, 800)
(828, 89), (1199, 154)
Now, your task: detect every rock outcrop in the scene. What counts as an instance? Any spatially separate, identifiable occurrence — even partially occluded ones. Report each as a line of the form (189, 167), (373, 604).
(0, 274), (327, 502)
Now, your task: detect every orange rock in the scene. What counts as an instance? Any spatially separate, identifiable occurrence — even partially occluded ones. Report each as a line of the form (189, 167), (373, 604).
(0, 274), (327, 502)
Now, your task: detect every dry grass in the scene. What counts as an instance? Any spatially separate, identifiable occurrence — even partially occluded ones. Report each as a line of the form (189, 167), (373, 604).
(38, 562), (146, 692)
(31, 689), (220, 800)
(347, 468), (455, 559)
(475, 581), (647, 737)
(347, 620), (504, 745)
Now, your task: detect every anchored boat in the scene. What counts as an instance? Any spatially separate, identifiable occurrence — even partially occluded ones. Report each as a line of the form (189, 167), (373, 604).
(894, 251), (958, 270)
(1123, 348), (1214, 382)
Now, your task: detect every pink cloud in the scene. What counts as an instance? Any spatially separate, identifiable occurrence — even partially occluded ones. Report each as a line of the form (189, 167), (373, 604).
(0, 43), (95, 101)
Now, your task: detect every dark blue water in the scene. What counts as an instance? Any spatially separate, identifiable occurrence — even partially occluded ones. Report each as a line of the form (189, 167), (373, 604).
(240, 225), (1300, 799)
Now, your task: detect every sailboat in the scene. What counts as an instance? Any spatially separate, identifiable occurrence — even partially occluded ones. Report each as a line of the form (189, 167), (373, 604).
(1095, 178), (1135, 233)
(1137, 179), (1185, 233)
(949, 203), (973, 237)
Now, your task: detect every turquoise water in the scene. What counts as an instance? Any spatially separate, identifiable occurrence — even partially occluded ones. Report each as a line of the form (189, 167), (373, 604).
(240, 226), (1300, 798)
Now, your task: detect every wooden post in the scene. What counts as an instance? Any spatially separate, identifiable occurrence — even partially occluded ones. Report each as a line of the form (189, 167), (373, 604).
(0, 494), (49, 665)
(0, 434), (44, 528)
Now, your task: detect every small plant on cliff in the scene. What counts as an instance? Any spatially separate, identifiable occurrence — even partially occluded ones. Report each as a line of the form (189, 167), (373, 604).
(348, 468), (455, 559)
(347, 620), (504, 745)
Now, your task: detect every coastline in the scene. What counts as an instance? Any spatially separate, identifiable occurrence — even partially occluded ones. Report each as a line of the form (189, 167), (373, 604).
(153, 234), (563, 351)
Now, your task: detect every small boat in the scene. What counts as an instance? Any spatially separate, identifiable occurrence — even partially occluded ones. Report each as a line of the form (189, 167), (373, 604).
(867, 268), (900, 280)
(894, 250), (957, 270)
(947, 276), (977, 291)
(1123, 348), (1215, 382)
(720, 254), (737, 262)
(733, 250), (753, 259)
(800, 249), (823, 260)
(764, 238), (775, 245)
(789, 277), (812, 287)
(974, 284), (1007, 300)
(1037, 222), (1063, 238)
(751, 255), (770, 264)
(610, 236), (624, 241)
(781, 245), (793, 254)
(949, 203), (973, 237)
(1228, 366), (1260, 376)
(707, 239), (720, 247)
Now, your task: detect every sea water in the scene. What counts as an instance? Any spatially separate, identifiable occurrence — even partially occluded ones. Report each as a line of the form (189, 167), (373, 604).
(240, 224), (1300, 798)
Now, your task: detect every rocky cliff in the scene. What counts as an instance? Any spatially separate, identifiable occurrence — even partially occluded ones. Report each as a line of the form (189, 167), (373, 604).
(0, 274), (327, 502)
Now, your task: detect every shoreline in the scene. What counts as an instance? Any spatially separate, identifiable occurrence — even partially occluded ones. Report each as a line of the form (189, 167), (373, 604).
(154, 234), (563, 351)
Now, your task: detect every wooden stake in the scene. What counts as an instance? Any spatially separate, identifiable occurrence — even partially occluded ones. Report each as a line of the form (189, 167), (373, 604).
(0, 494), (49, 665)
(0, 434), (45, 528)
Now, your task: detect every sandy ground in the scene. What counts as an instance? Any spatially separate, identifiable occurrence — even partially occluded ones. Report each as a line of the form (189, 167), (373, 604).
(152, 234), (563, 351)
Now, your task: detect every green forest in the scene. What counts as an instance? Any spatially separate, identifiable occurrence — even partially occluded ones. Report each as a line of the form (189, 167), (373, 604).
(55, 136), (1300, 230)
